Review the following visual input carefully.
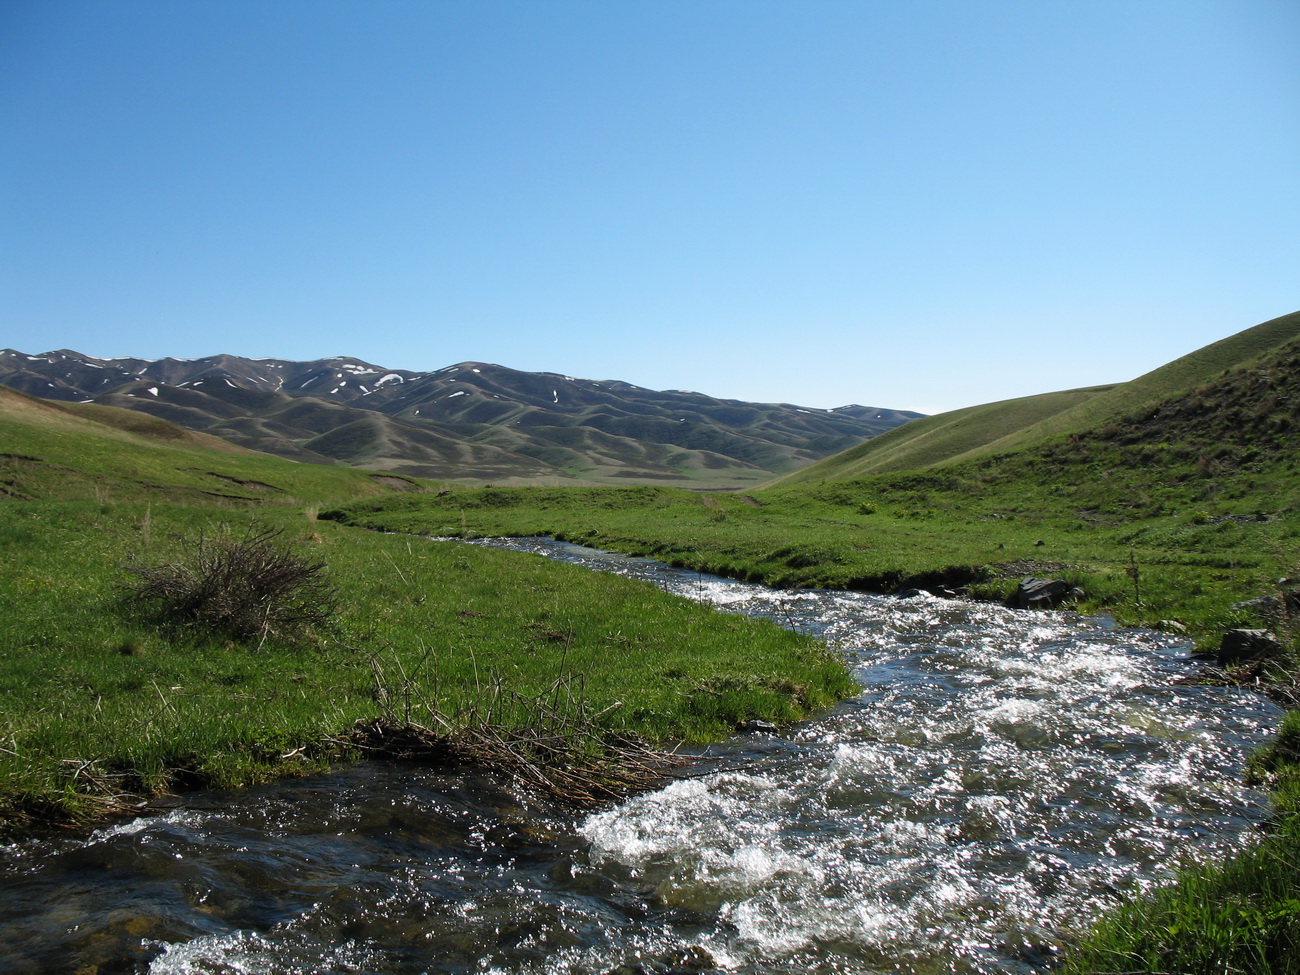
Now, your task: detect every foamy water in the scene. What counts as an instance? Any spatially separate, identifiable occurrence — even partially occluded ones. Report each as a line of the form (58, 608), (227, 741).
(0, 538), (1279, 974)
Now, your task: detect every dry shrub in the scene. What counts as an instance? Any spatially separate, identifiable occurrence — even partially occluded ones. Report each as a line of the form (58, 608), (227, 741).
(122, 525), (337, 644)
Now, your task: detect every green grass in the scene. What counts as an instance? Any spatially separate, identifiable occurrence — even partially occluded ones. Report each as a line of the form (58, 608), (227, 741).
(0, 500), (852, 828)
(0, 388), (856, 828)
(322, 447), (1300, 642)
(1059, 830), (1300, 974)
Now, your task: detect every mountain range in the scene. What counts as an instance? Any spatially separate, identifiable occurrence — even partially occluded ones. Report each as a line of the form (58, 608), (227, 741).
(0, 350), (921, 487)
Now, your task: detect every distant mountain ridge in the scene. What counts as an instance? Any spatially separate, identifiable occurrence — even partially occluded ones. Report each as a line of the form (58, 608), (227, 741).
(0, 349), (921, 487)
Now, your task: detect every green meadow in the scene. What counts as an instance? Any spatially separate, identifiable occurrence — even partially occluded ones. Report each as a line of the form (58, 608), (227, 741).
(0, 391), (852, 827)
(323, 448), (1300, 644)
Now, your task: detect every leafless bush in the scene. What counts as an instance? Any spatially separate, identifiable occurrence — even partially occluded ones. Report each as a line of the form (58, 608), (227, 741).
(122, 525), (337, 644)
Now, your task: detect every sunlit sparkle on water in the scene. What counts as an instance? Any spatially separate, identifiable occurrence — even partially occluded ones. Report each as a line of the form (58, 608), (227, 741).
(0, 537), (1280, 974)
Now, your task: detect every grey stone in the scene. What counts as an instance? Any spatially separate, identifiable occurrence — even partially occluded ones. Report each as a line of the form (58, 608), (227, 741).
(1217, 628), (1284, 667)
(1010, 577), (1083, 610)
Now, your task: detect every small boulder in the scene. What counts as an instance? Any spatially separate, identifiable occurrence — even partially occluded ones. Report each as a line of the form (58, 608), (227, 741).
(1217, 629), (1284, 667)
(1230, 594), (1285, 621)
(1010, 577), (1084, 610)
(1229, 587), (1300, 627)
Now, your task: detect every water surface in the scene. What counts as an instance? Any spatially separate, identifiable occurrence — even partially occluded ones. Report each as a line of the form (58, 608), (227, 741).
(0, 537), (1280, 974)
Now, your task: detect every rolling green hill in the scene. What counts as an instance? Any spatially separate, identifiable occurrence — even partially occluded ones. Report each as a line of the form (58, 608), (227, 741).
(774, 309), (1300, 484)
(766, 384), (1116, 482)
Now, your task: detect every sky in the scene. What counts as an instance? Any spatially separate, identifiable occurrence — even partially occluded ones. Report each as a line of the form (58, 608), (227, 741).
(2, 1), (1297, 415)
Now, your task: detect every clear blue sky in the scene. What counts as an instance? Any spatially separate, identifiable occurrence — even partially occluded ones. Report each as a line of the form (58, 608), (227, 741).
(2, 1), (1297, 414)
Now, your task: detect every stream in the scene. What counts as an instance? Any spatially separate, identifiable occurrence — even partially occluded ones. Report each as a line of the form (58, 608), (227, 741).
(0, 537), (1283, 974)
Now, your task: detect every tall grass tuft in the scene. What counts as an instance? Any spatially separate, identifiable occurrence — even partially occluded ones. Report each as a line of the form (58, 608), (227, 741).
(121, 524), (338, 644)
(1061, 830), (1300, 974)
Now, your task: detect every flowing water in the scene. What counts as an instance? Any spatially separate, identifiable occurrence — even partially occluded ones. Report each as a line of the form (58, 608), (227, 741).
(0, 538), (1282, 974)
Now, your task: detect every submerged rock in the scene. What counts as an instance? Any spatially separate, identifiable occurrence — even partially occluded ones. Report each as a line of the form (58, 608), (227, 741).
(1217, 628), (1285, 667)
(1009, 577), (1084, 610)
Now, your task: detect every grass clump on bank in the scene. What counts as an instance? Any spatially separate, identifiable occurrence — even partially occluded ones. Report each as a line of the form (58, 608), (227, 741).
(1062, 714), (1300, 975)
(350, 671), (687, 808)
(1059, 827), (1300, 975)
(122, 524), (338, 644)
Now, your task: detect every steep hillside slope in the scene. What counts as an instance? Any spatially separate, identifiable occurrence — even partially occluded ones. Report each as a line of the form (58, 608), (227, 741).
(769, 385), (1114, 483)
(776, 309), (1300, 484)
(952, 308), (1300, 460)
(1029, 331), (1300, 484)
(0, 352), (921, 487)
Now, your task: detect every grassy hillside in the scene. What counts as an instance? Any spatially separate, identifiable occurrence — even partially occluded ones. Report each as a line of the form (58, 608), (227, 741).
(769, 385), (1113, 483)
(961, 307), (1300, 460)
(777, 309), (1300, 485)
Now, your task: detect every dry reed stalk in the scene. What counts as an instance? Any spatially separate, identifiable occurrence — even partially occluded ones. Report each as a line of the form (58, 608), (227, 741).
(352, 663), (683, 806)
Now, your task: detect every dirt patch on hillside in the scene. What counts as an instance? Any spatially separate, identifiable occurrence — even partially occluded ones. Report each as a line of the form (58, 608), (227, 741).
(370, 474), (419, 491)
(611, 470), (691, 480)
(203, 472), (281, 493)
(995, 560), (1074, 578)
